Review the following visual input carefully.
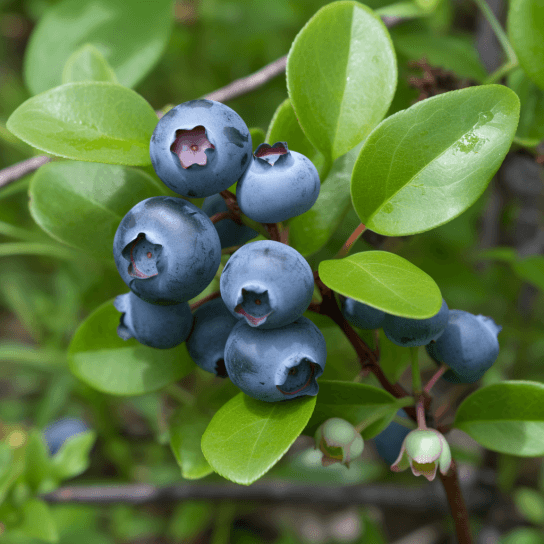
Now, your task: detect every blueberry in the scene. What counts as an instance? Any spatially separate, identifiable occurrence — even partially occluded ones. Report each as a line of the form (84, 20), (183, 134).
(224, 316), (326, 402)
(114, 291), (193, 349)
(236, 142), (320, 223)
(149, 99), (252, 198)
(220, 240), (314, 329)
(113, 196), (221, 305)
(382, 298), (449, 347)
(425, 310), (502, 383)
(201, 193), (259, 249)
(372, 409), (411, 465)
(186, 297), (239, 377)
(341, 296), (386, 329)
(43, 417), (89, 456)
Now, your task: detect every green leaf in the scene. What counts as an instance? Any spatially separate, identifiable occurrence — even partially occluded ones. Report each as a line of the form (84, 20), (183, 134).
(169, 406), (214, 480)
(454, 381), (544, 456)
(23, 430), (56, 495)
(249, 127), (266, 151)
(51, 431), (96, 480)
(508, 0), (544, 90)
(351, 85), (520, 236)
(499, 528), (544, 544)
(29, 161), (169, 261)
(19, 498), (59, 543)
(319, 250), (443, 318)
(23, 0), (173, 95)
(513, 487), (544, 525)
(201, 392), (316, 485)
(304, 380), (405, 439)
(391, 29), (488, 82)
(287, 142), (362, 257)
(378, 331), (412, 384)
(287, 0), (397, 161)
(511, 255), (544, 292)
(62, 43), (118, 84)
(266, 97), (324, 171)
(7, 82), (158, 165)
(375, 1), (435, 19)
(507, 67), (544, 145)
(68, 299), (194, 396)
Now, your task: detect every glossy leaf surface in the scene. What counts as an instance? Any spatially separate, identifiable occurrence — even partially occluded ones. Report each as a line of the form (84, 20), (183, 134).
(351, 85), (519, 235)
(201, 392), (316, 485)
(319, 250), (443, 318)
(454, 381), (544, 456)
(287, 1), (397, 161)
(7, 82), (158, 165)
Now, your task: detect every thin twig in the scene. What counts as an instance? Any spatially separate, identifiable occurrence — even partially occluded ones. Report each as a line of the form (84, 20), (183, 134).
(39, 475), (494, 512)
(0, 155), (51, 189)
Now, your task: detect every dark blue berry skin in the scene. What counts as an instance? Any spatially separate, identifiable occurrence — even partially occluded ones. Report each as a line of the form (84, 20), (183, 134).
(224, 316), (327, 402)
(43, 417), (89, 456)
(382, 298), (449, 347)
(149, 99), (252, 198)
(372, 409), (411, 465)
(220, 240), (314, 329)
(201, 193), (259, 249)
(425, 310), (502, 383)
(341, 296), (386, 329)
(186, 297), (239, 378)
(113, 196), (221, 305)
(114, 291), (193, 349)
(236, 142), (320, 223)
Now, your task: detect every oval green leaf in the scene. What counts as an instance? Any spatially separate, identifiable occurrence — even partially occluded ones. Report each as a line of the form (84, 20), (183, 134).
(62, 43), (118, 84)
(319, 250), (443, 318)
(51, 431), (96, 481)
(23, 0), (173, 95)
(508, 0), (544, 91)
(454, 381), (544, 456)
(7, 82), (158, 165)
(351, 85), (520, 236)
(169, 406), (214, 480)
(201, 392), (316, 485)
(304, 380), (408, 439)
(288, 142), (362, 257)
(287, 0), (397, 161)
(68, 299), (194, 396)
(29, 161), (169, 261)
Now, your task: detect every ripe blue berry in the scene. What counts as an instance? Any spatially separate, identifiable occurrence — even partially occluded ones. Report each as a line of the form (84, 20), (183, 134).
(425, 310), (502, 383)
(43, 417), (89, 456)
(114, 291), (193, 349)
(149, 99), (252, 198)
(224, 316), (326, 402)
(186, 297), (239, 378)
(201, 193), (259, 249)
(236, 142), (320, 223)
(372, 409), (411, 466)
(220, 240), (314, 329)
(341, 296), (386, 329)
(382, 298), (449, 347)
(113, 196), (221, 305)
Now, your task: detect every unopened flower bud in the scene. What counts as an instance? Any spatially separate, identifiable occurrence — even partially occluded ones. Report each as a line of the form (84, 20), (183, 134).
(314, 417), (364, 469)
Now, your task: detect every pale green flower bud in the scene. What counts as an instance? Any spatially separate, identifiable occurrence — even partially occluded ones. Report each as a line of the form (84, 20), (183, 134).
(314, 417), (364, 468)
(391, 428), (452, 481)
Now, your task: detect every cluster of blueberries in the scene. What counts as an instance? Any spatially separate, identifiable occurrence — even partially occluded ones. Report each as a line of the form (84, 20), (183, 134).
(341, 296), (502, 383)
(112, 99), (326, 403)
(43, 100), (503, 469)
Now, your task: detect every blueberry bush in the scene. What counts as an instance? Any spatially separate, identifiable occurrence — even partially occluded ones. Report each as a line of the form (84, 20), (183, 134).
(1, 0), (544, 542)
